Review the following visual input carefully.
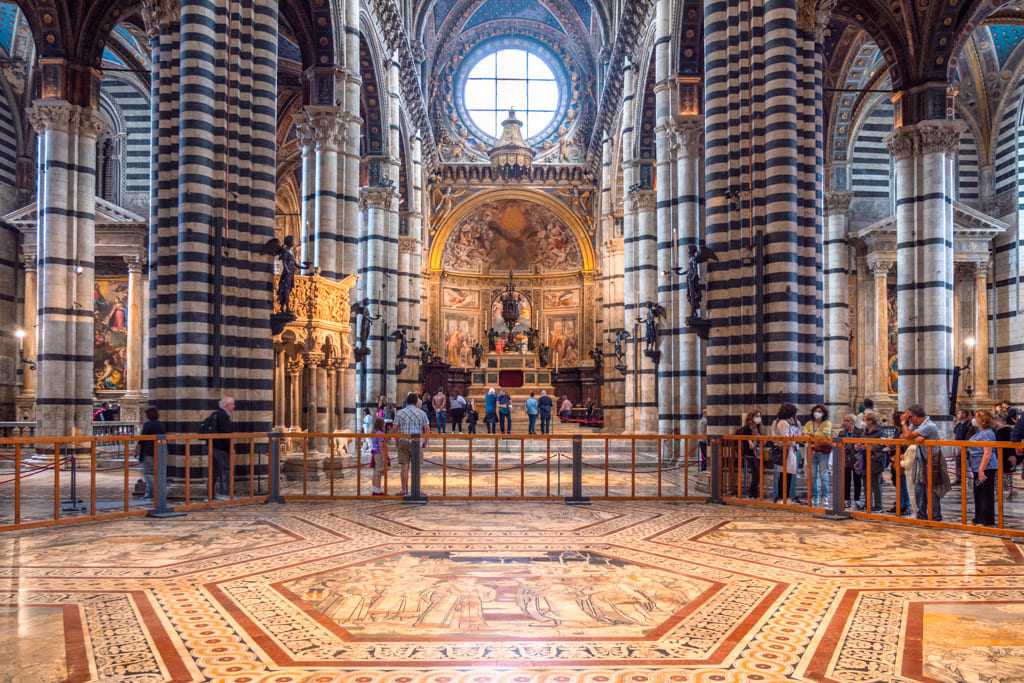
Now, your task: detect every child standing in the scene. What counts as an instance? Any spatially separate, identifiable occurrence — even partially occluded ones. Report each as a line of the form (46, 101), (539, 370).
(370, 417), (389, 495)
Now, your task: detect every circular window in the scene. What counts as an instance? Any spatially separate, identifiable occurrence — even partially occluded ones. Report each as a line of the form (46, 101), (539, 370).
(460, 47), (563, 141)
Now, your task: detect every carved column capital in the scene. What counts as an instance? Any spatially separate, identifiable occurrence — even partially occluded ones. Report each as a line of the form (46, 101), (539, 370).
(303, 352), (325, 368)
(287, 358), (305, 375)
(123, 255), (145, 273)
(20, 248), (37, 271)
(26, 100), (76, 134)
(868, 258), (893, 277)
(292, 107), (347, 150)
(360, 186), (397, 211)
(974, 261), (990, 279)
(601, 238), (624, 257)
(398, 236), (421, 254)
(142, 0), (180, 38)
(74, 107), (107, 139)
(884, 120), (964, 161)
(628, 189), (657, 213)
(797, 0), (837, 43)
(668, 118), (704, 159)
(824, 191), (854, 216)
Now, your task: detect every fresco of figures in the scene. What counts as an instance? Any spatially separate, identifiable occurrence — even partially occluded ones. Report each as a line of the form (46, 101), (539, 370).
(443, 314), (476, 367)
(94, 278), (129, 392)
(443, 287), (479, 309)
(546, 314), (579, 366)
(441, 199), (583, 274)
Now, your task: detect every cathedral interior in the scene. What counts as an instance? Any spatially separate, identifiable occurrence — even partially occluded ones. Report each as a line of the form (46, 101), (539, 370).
(2, 0), (1024, 680)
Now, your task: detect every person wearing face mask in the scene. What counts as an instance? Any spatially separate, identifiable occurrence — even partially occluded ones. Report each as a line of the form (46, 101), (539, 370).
(951, 408), (977, 486)
(736, 410), (764, 498)
(803, 404), (833, 507)
(967, 409), (997, 525)
(772, 402), (802, 504)
(901, 403), (952, 521)
(839, 413), (864, 509)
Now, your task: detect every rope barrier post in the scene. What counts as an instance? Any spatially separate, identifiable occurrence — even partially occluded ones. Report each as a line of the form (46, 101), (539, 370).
(565, 434), (590, 505)
(706, 436), (724, 505)
(815, 437), (850, 520)
(265, 432), (286, 504)
(403, 438), (428, 505)
(148, 436), (185, 518)
(60, 454), (85, 512)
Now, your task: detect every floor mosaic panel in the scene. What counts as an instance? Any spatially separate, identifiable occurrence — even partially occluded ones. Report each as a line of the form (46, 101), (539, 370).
(1, 501), (1023, 682)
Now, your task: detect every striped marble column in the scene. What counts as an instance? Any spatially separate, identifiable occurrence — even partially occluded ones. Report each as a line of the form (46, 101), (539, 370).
(620, 58), (640, 432)
(973, 262), (990, 399)
(653, 0), (675, 436)
(291, 107), (346, 279)
(27, 101), (105, 438)
(598, 136), (624, 430)
(122, 255), (146, 411)
(401, 133), (424, 396)
(884, 119), (962, 429)
(358, 186), (398, 411)
(703, 0), (825, 430)
(631, 189), (658, 432)
(824, 191), (854, 416)
(18, 250), (37, 402)
(673, 119), (705, 435)
(148, 0), (278, 442)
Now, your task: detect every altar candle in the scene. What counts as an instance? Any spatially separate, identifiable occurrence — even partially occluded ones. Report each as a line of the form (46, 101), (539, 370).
(554, 352), (559, 372)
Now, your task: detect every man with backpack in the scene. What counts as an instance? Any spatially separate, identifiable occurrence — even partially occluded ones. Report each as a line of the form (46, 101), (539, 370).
(202, 396), (234, 498)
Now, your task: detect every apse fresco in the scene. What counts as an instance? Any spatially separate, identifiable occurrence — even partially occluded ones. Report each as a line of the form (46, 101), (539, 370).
(94, 278), (128, 392)
(441, 199), (582, 273)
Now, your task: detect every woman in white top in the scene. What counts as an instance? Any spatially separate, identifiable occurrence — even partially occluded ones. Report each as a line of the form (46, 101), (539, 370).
(772, 402), (803, 504)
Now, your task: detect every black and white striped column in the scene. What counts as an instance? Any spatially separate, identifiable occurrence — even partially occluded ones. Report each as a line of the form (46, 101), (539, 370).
(673, 119), (705, 434)
(357, 185), (398, 411)
(599, 135), (625, 430)
(824, 191), (853, 416)
(291, 107), (346, 279)
(884, 119), (963, 428)
(147, 0), (278, 438)
(703, 0), (825, 430)
(27, 101), (104, 437)
(631, 189), (658, 432)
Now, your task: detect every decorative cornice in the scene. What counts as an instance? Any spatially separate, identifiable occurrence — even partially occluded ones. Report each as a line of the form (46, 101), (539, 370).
(884, 120), (965, 161)
(824, 191), (854, 216)
(796, 0), (837, 43)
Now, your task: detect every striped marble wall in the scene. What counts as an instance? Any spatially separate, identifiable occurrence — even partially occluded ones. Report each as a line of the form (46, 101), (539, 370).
(0, 82), (16, 191)
(100, 75), (151, 205)
(850, 99), (894, 205)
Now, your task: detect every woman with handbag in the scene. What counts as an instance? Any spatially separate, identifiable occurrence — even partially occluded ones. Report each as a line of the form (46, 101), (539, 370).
(839, 413), (864, 509)
(803, 404), (833, 507)
(736, 410), (764, 498)
(772, 403), (802, 504)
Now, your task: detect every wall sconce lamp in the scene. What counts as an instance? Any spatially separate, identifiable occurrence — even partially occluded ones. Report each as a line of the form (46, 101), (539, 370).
(14, 328), (36, 371)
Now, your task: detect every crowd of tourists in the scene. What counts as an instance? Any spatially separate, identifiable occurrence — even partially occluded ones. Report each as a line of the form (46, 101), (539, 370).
(733, 398), (1023, 526)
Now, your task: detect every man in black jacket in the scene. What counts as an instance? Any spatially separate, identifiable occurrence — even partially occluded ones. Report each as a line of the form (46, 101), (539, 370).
(211, 396), (234, 497)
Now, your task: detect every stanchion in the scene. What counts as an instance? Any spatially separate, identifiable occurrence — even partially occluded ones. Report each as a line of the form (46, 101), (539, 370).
(815, 437), (850, 520)
(148, 436), (185, 518)
(60, 454), (85, 512)
(265, 432), (286, 504)
(403, 438), (428, 504)
(565, 435), (590, 505)
(706, 437), (724, 504)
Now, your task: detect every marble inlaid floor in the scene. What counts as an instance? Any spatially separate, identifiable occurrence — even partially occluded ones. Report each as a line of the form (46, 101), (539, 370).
(2, 501), (1023, 682)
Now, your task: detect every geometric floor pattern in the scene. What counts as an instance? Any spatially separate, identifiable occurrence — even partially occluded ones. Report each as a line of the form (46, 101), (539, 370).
(1, 501), (1023, 682)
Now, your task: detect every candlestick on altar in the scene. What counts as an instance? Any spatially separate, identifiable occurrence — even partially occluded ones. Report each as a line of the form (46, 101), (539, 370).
(554, 352), (559, 373)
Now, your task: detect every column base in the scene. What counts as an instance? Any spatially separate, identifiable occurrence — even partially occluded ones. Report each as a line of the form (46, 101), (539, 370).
(118, 392), (149, 424)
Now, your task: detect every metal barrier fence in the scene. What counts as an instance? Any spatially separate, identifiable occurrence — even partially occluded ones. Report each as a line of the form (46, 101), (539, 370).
(1, 430), (1022, 538)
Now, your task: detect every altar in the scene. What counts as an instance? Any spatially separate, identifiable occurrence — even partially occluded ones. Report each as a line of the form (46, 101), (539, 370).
(472, 352), (553, 390)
